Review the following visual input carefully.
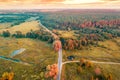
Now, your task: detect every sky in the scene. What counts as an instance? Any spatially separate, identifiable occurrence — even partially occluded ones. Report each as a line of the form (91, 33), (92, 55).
(0, 0), (120, 9)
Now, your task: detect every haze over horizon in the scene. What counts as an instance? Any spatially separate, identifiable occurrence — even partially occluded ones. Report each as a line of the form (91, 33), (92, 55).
(0, 0), (120, 9)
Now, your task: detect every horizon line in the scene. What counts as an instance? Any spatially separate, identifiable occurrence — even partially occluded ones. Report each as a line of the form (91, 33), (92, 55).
(0, 8), (120, 10)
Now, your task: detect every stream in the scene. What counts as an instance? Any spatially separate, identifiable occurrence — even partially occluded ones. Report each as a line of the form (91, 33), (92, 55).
(0, 56), (30, 66)
(0, 48), (30, 66)
(10, 48), (26, 57)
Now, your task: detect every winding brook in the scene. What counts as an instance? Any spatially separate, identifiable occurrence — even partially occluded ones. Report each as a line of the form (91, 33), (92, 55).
(10, 48), (26, 57)
(0, 56), (30, 66)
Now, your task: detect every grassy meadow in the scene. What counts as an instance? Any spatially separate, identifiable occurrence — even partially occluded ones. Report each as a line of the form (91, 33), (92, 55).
(0, 36), (120, 80)
(0, 37), (58, 80)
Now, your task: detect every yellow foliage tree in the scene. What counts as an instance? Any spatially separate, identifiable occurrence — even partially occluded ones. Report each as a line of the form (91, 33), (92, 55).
(90, 75), (94, 80)
(1, 72), (14, 80)
(107, 74), (112, 80)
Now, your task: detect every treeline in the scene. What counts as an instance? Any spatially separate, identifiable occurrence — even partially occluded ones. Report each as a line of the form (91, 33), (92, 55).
(75, 28), (120, 40)
(1, 30), (54, 43)
(39, 12), (120, 30)
(80, 19), (120, 28)
(60, 34), (115, 50)
(61, 38), (88, 50)
(0, 12), (40, 26)
(60, 37), (98, 50)
(1, 30), (96, 50)
(1, 29), (119, 50)
(41, 19), (120, 30)
(59, 28), (120, 50)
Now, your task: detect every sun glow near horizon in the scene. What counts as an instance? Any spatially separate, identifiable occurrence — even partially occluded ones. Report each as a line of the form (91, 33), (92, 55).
(0, 0), (120, 9)
(63, 0), (101, 4)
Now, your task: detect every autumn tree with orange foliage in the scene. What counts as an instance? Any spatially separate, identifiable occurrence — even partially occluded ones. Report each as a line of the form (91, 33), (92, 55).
(66, 39), (75, 50)
(85, 61), (93, 68)
(45, 64), (58, 80)
(94, 67), (102, 75)
(53, 39), (62, 52)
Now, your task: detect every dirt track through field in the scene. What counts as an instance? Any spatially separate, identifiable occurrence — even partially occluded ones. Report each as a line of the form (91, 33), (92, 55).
(62, 60), (120, 65)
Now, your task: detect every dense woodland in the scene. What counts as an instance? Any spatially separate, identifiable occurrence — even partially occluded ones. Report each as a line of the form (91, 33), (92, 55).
(0, 10), (120, 50)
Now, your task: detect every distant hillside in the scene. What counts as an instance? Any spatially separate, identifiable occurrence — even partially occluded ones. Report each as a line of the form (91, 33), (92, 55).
(0, 21), (40, 34)
(0, 23), (12, 29)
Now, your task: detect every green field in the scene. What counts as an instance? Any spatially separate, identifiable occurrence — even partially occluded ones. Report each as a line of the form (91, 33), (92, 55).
(0, 37), (120, 80)
(62, 63), (120, 80)
(0, 37), (58, 80)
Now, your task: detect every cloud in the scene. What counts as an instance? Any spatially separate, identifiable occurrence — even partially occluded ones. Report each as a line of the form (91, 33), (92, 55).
(80, 2), (106, 5)
(0, 0), (10, 2)
(0, 0), (65, 3)
(0, 0), (120, 9)
(40, 0), (64, 2)
(101, 0), (119, 1)
(33, 0), (65, 4)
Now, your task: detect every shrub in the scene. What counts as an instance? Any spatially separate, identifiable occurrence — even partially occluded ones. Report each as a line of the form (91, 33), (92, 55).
(80, 58), (86, 67)
(77, 66), (83, 73)
(94, 67), (102, 75)
(2, 30), (10, 37)
(85, 61), (93, 68)
(90, 75), (94, 80)
(107, 74), (112, 80)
